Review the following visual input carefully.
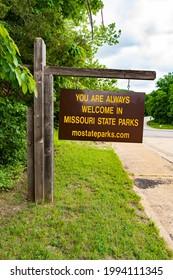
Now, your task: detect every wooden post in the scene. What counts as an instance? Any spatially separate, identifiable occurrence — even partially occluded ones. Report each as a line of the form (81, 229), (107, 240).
(44, 74), (54, 202)
(27, 106), (34, 201)
(34, 38), (46, 203)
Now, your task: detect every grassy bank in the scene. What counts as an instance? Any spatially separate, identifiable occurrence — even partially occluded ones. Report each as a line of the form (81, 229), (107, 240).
(147, 120), (173, 129)
(0, 136), (172, 259)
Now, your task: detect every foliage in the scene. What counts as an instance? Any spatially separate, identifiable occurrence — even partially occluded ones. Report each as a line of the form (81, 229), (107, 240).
(0, 0), (121, 93)
(156, 72), (173, 94)
(0, 0), (120, 65)
(0, 0), (121, 112)
(168, 84), (173, 120)
(0, 139), (172, 259)
(0, 97), (27, 166)
(0, 96), (27, 190)
(0, 23), (36, 185)
(0, 23), (37, 97)
(145, 73), (173, 124)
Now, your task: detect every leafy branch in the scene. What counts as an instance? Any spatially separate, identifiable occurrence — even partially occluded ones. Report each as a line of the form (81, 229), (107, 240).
(0, 23), (37, 98)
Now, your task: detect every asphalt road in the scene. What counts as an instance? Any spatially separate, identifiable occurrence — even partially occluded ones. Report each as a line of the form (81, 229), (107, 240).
(143, 117), (173, 138)
(143, 117), (173, 163)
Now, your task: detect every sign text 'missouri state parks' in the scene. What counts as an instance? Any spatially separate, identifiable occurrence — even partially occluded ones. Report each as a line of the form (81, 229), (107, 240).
(59, 89), (145, 143)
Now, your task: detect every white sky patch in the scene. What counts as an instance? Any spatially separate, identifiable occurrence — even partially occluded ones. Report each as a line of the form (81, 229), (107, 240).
(95, 0), (173, 93)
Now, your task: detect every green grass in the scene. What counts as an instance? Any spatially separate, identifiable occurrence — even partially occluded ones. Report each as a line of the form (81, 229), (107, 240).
(0, 136), (172, 260)
(0, 162), (25, 191)
(147, 120), (173, 129)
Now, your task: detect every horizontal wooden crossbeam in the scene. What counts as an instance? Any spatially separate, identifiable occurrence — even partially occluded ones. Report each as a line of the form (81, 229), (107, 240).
(44, 66), (156, 80)
(26, 65), (156, 80)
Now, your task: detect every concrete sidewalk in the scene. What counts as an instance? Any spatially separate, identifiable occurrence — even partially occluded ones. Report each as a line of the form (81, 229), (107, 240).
(112, 141), (173, 250)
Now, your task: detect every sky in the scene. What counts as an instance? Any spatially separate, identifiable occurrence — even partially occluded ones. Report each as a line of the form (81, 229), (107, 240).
(95, 0), (173, 93)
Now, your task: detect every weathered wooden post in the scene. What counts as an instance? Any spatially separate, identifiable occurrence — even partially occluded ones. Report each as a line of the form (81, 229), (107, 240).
(44, 74), (54, 202)
(27, 106), (34, 201)
(27, 38), (54, 203)
(34, 38), (46, 203)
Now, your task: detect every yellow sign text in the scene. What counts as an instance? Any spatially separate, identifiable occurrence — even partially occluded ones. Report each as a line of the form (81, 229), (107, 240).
(81, 105), (114, 114)
(64, 116), (95, 124)
(118, 118), (139, 126)
(97, 117), (116, 125)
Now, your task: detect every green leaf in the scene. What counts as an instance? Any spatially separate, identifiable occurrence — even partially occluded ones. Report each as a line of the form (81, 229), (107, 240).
(3, 61), (10, 73)
(21, 72), (28, 83)
(14, 69), (22, 87)
(21, 82), (28, 94)
(13, 55), (19, 67)
(9, 70), (15, 82)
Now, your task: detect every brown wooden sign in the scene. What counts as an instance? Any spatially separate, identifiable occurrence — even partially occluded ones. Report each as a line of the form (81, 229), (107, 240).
(59, 89), (145, 143)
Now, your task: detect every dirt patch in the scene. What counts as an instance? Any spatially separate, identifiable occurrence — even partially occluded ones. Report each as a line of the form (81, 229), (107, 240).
(134, 177), (173, 189)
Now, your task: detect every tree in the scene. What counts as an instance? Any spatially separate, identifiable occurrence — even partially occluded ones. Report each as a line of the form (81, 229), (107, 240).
(1, 0), (121, 108)
(0, 0), (120, 66)
(156, 72), (173, 94)
(168, 84), (173, 124)
(145, 92), (154, 116)
(145, 72), (173, 124)
(152, 90), (170, 124)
